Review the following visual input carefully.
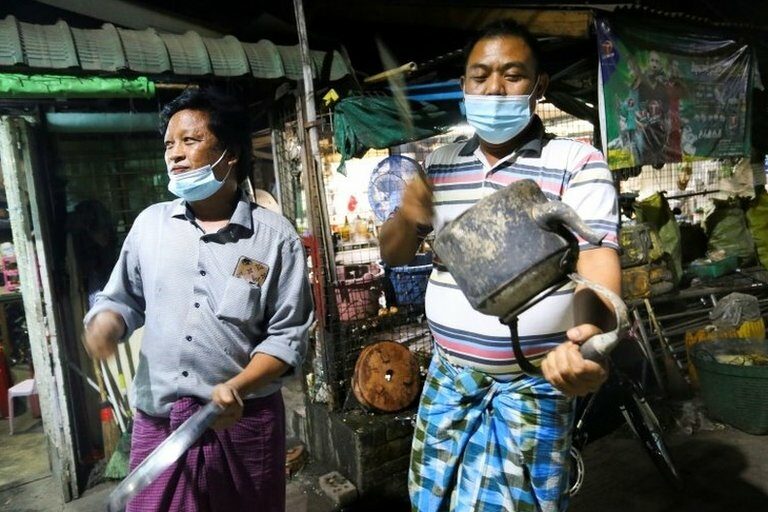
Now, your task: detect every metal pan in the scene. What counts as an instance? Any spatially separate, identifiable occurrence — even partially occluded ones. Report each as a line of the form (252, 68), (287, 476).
(106, 401), (223, 512)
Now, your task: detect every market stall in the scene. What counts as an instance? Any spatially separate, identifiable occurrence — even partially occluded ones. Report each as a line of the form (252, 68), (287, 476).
(269, 7), (768, 501)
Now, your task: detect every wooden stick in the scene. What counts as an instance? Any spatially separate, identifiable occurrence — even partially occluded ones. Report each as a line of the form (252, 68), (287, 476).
(92, 358), (119, 460)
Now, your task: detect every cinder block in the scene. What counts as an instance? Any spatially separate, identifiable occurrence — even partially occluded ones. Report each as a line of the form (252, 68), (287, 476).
(318, 471), (358, 507)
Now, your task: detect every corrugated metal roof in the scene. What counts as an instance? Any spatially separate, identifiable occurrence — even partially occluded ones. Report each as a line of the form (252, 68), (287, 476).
(159, 31), (211, 75)
(71, 24), (126, 72)
(0, 15), (352, 81)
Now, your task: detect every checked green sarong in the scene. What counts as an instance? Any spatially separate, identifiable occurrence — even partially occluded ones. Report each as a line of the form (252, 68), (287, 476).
(409, 350), (575, 512)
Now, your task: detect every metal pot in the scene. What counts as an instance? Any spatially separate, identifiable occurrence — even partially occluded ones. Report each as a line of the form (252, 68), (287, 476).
(434, 179), (605, 321)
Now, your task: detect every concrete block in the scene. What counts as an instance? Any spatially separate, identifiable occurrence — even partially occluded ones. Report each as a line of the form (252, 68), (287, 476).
(318, 471), (358, 507)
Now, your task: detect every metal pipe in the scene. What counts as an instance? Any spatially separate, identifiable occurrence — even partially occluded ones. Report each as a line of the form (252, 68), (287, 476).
(293, 0), (337, 408)
(632, 307), (666, 393)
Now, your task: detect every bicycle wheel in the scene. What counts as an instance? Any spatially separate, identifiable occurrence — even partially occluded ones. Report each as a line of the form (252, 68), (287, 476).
(618, 381), (683, 490)
(566, 446), (585, 496)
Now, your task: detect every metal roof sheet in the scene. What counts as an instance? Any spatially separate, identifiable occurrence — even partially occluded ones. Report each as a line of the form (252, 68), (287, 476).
(0, 16), (23, 66)
(71, 23), (126, 72)
(0, 15), (352, 82)
(18, 19), (79, 69)
(158, 31), (211, 75)
(116, 26), (171, 74)
(242, 39), (285, 80)
(202, 35), (249, 77)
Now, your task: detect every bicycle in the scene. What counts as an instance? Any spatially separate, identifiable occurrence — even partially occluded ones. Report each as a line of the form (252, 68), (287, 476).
(567, 347), (683, 496)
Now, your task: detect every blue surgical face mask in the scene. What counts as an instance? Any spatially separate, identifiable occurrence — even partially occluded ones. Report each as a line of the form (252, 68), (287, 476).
(463, 81), (538, 144)
(167, 150), (232, 202)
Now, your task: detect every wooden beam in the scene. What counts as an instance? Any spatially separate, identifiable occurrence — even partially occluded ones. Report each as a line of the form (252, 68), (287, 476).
(251, 134), (273, 149)
(315, 6), (592, 38)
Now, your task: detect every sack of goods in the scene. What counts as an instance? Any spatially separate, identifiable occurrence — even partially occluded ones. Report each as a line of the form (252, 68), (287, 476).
(619, 222), (676, 300)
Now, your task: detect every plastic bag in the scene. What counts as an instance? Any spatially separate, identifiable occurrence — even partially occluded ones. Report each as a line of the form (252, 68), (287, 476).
(634, 193), (682, 283)
(709, 292), (761, 328)
(705, 199), (756, 265)
(746, 189), (768, 269)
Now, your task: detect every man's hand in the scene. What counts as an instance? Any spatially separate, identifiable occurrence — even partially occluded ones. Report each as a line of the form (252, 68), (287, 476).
(83, 310), (124, 359)
(210, 383), (244, 430)
(379, 173), (433, 266)
(399, 173), (433, 227)
(541, 324), (608, 397)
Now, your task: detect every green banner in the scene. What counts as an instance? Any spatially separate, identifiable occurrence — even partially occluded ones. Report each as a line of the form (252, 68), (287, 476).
(0, 74), (155, 99)
(596, 17), (753, 170)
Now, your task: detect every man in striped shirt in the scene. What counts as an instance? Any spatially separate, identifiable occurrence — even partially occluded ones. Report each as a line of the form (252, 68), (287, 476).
(380, 20), (621, 512)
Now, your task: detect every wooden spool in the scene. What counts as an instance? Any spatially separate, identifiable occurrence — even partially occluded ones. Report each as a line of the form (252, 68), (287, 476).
(352, 341), (420, 413)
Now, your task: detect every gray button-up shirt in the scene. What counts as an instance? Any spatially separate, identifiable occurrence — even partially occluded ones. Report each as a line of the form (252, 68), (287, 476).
(84, 191), (313, 417)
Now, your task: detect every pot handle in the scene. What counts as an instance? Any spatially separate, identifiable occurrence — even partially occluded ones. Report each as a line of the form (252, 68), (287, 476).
(568, 272), (629, 362)
(531, 202), (605, 246)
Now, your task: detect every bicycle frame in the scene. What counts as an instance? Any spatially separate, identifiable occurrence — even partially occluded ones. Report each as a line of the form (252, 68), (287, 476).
(567, 356), (682, 496)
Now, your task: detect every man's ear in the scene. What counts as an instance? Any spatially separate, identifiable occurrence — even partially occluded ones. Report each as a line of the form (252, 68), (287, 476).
(227, 149), (240, 168)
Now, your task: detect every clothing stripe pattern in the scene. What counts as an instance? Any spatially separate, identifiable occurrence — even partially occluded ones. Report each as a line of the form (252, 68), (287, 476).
(423, 117), (619, 377)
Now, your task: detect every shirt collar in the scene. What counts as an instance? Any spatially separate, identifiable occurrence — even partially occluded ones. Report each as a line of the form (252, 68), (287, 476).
(458, 114), (546, 158)
(170, 189), (254, 233)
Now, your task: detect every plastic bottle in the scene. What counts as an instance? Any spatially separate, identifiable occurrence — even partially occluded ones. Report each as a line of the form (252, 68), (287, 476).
(340, 216), (351, 242)
(354, 216), (368, 241)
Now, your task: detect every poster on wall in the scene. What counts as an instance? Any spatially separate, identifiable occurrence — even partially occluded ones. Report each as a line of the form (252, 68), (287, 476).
(596, 17), (754, 170)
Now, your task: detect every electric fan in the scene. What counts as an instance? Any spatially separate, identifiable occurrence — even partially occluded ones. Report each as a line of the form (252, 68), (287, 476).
(367, 155), (422, 222)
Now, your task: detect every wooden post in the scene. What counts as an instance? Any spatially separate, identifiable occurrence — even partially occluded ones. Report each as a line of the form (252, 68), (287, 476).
(0, 116), (78, 500)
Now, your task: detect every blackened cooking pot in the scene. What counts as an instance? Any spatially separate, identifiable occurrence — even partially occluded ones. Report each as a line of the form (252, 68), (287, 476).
(433, 179), (628, 367)
(434, 179), (605, 319)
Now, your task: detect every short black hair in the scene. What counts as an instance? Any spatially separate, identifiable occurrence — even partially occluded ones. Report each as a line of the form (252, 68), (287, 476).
(463, 19), (543, 75)
(159, 87), (252, 183)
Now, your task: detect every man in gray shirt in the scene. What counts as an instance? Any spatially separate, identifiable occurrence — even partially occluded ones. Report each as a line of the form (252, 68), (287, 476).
(84, 88), (313, 512)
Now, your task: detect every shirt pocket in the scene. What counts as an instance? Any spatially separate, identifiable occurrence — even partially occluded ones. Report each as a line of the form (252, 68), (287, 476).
(215, 275), (261, 327)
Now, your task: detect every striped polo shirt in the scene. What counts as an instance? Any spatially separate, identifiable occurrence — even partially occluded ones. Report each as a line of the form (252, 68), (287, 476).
(424, 115), (619, 378)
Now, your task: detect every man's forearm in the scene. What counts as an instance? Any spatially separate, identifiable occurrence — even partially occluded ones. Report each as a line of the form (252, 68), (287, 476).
(226, 353), (290, 395)
(378, 212), (422, 266)
(573, 248), (622, 332)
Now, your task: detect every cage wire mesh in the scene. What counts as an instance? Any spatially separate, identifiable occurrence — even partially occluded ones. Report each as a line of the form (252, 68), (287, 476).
(619, 159), (739, 223)
(271, 103), (306, 230)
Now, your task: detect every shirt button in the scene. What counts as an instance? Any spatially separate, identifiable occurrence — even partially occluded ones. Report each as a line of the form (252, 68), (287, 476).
(200, 270), (206, 276)
(186, 335), (192, 341)
(194, 302), (200, 308)
(182, 371), (189, 377)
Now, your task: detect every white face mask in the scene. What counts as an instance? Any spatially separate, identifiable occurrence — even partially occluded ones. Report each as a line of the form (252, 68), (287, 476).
(167, 150), (231, 202)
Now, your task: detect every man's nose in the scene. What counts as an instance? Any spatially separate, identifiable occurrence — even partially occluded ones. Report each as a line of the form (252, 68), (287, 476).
(485, 74), (506, 95)
(166, 146), (185, 163)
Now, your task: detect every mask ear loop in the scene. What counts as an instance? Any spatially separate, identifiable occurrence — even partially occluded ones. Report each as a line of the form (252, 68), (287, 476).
(531, 75), (543, 103)
(214, 149), (237, 185)
(211, 149), (228, 170)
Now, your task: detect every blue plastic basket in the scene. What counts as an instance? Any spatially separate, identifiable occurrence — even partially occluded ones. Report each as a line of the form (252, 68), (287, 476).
(388, 253), (432, 306)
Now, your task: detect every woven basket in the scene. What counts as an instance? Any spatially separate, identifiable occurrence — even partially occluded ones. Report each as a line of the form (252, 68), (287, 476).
(692, 339), (768, 435)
